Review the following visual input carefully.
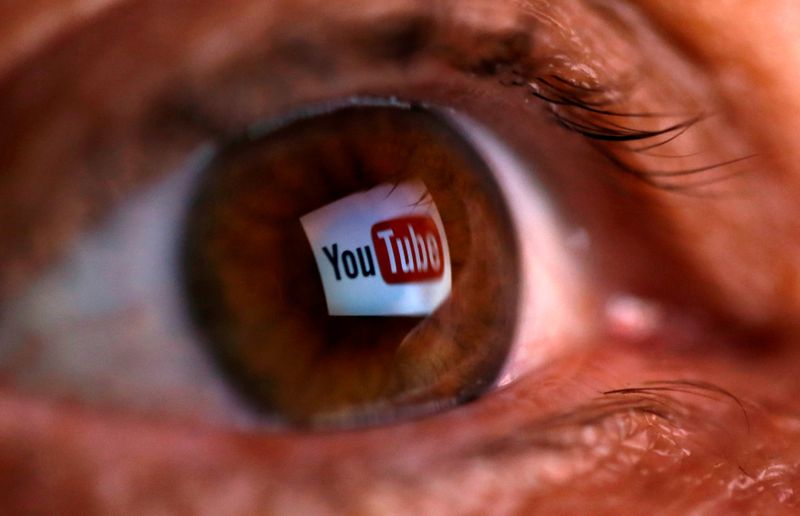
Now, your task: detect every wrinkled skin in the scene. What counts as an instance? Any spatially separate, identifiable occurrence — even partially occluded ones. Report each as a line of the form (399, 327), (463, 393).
(3, 0), (800, 514)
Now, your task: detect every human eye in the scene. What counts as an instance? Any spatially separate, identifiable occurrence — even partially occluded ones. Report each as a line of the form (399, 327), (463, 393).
(2, 0), (798, 513)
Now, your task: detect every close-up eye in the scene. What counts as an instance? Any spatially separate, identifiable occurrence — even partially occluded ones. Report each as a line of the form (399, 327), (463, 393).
(181, 102), (519, 427)
(4, 0), (800, 514)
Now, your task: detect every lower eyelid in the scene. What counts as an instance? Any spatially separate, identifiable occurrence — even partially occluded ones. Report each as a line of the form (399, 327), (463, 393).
(0, 346), (758, 513)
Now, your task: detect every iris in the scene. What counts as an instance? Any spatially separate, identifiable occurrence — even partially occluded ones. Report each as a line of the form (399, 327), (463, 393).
(182, 101), (520, 427)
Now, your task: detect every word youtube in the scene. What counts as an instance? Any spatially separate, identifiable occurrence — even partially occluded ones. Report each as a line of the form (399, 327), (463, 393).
(322, 216), (445, 284)
(301, 180), (451, 316)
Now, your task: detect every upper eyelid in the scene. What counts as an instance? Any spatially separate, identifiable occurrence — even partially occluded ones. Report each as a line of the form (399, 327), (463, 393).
(0, 0), (737, 298)
(0, 7), (595, 305)
(0, 0), (747, 270)
(354, 3), (750, 195)
(3, 0), (677, 149)
(298, 2), (715, 185)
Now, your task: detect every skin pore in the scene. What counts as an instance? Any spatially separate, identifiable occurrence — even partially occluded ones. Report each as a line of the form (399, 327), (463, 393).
(3, 0), (800, 513)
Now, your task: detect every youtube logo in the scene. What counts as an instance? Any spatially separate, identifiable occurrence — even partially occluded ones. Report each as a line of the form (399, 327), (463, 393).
(301, 180), (452, 316)
(371, 216), (444, 284)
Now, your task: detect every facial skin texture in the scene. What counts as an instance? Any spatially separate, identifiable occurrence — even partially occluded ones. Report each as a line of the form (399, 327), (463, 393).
(3, 0), (800, 514)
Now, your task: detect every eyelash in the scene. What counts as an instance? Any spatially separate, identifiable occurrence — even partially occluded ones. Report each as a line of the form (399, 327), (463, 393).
(472, 60), (752, 195)
(465, 379), (750, 458)
(141, 6), (749, 198)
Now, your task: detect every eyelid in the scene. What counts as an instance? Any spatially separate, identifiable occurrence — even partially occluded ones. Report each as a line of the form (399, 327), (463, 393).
(272, 0), (748, 196)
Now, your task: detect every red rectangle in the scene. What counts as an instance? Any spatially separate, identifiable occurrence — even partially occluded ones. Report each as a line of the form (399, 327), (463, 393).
(371, 216), (445, 284)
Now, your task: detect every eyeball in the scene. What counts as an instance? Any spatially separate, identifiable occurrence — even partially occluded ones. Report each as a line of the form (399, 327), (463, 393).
(181, 100), (521, 428)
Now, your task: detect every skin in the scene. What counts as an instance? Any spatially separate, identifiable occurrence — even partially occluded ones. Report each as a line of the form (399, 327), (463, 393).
(2, 0), (800, 514)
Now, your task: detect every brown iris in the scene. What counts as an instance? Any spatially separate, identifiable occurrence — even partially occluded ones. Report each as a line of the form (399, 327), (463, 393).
(181, 102), (518, 427)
